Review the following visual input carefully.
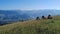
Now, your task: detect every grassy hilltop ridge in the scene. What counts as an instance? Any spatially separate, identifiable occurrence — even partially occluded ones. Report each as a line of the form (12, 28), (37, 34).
(0, 16), (60, 34)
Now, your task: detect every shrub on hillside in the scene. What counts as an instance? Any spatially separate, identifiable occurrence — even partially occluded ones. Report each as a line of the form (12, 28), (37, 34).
(36, 17), (40, 20)
(42, 16), (46, 19)
(47, 15), (52, 19)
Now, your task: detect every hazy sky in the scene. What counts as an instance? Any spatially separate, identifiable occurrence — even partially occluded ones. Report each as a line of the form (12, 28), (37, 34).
(0, 0), (60, 10)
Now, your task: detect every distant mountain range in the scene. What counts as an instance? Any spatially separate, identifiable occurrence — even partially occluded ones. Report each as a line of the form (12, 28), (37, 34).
(0, 10), (60, 25)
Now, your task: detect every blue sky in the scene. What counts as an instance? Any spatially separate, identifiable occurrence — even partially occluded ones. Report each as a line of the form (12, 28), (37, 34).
(0, 0), (60, 10)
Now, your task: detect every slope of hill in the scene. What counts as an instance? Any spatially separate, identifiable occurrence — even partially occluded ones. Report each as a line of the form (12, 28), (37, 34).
(0, 16), (60, 34)
(0, 10), (60, 25)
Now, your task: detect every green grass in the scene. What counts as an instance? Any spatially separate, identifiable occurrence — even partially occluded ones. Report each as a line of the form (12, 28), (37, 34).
(0, 16), (60, 34)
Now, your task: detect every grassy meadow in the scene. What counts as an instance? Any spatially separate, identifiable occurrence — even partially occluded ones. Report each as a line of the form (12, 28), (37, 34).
(0, 16), (60, 34)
